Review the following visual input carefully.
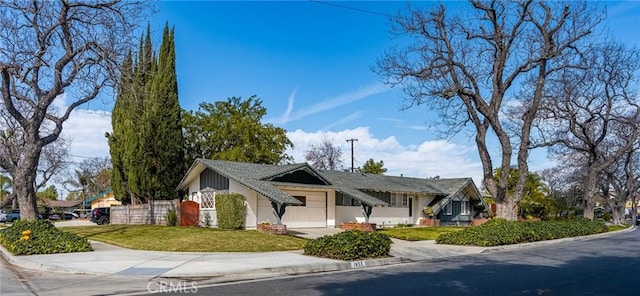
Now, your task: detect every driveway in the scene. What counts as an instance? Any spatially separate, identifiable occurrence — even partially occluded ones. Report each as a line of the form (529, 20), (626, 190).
(288, 228), (343, 239)
(54, 219), (95, 227)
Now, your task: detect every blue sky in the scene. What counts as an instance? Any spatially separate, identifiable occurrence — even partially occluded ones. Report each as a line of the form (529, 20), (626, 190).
(62, 1), (640, 186)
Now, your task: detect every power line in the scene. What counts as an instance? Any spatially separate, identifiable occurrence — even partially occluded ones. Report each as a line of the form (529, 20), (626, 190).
(310, 0), (398, 19)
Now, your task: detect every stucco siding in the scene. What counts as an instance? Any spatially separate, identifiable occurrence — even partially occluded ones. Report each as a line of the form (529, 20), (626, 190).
(229, 180), (258, 229)
(257, 189), (327, 228)
(335, 206), (411, 227)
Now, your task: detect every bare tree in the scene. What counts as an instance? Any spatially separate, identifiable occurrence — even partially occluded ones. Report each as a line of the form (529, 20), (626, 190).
(599, 143), (640, 224)
(0, 109), (70, 205)
(532, 43), (640, 220)
(304, 136), (344, 171)
(62, 157), (111, 199)
(374, 1), (602, 220)
(0, 1), (146, 220)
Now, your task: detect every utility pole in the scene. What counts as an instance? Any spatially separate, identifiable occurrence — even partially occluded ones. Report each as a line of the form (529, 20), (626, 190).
(346, 138), (358, 172)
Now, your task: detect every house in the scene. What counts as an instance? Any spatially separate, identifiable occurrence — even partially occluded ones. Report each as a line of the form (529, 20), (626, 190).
(176, 159), (491, 229)
(85, 189), (122, 209)
(40, 199), (85, 213)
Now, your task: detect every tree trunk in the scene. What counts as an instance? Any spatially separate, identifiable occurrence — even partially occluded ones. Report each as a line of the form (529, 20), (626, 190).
(14, 143), (42, 221)
(582, 171), (598, 220)
(495, 198), (518, 221)
(611, 204), (625, 225)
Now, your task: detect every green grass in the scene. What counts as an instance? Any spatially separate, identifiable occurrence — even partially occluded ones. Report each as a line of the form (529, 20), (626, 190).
(607, 224), (630, 232)
(378, 226), (465, 241)
(60, 225), (309, 252)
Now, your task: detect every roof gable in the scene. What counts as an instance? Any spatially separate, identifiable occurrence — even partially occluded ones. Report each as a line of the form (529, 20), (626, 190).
(266, 166), (331, 185)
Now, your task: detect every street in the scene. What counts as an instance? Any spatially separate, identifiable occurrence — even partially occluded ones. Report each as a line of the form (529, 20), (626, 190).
(167, 228), (639, 296)
(0, 228), (637, 296)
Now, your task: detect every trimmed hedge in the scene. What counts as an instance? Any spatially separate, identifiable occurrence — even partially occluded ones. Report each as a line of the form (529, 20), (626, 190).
(0, 220), (92, 255)
(436, 218), (608, 247)
(304, 230), (392, 260)
(215, 193), (246, 229)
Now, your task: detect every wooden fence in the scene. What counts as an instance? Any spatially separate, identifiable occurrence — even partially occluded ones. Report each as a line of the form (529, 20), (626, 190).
(110, 200), (180, 225)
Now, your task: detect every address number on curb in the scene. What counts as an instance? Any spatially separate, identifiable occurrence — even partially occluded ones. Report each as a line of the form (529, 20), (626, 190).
(350, 261), (366, 268)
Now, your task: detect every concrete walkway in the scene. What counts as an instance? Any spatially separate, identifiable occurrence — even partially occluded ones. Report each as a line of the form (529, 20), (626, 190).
(1, 223), (634, 283)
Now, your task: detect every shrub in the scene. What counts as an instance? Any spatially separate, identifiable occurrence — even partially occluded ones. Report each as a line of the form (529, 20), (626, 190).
(203, 212), (212, 227)
(436, 218), (608, 247)
(165, 209), (178, 226)
(304, 230), (392, 260)
(0, 220), (92, 255)
(215, 193), (246, 229)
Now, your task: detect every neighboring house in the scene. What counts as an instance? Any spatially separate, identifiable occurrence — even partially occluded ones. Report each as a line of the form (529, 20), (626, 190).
(41, 199), (85, 212)
(86, 189), (122, 209)
(177, 159), (491, 229)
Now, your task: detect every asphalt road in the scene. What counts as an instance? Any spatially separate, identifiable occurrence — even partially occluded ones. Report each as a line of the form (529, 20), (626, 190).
(0, 256), (35, 296)
(167, 228), (639, 296)
(0, 228), (637, 296)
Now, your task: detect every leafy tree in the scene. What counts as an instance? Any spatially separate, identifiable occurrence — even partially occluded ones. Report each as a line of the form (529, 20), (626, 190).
(0, 1), (146, 220)
(182, 96), (293, 166)
(305, 136), (344, 170)
(357, 159), (387, 175)
(36, 185), (59, 201)
(493, 168), (553, 219)
(374, 1), (603, 220)
(108, 24), (184, 203)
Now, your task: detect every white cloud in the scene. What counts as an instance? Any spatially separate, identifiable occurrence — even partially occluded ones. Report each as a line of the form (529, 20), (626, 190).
(61, 108), (112, 159)
(58, 104), (484, 186)
(286, 127), (483, 184)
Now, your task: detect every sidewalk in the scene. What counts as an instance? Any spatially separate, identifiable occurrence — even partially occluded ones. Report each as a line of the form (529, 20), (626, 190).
(0, 224), (635, 282)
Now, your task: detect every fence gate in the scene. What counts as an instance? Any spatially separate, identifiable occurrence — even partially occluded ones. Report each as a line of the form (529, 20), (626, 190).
(180, 201), (199, 226)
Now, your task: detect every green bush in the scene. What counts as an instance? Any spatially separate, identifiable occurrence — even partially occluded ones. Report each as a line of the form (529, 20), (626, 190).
(303, 230), (392, 260)
(0, 220), (92, 255)
(215, 193), (246, 229)
(436, 218), (608, 247)
(165, 209), (178, 226)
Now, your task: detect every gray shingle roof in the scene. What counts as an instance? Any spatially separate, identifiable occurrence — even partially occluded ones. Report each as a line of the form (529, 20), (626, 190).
(196, 159), (304, 205)
(184, 159), (483, 209)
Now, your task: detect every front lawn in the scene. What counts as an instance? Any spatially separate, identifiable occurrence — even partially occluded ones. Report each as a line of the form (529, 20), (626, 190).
(61, 225), (308, 252)
(378, 226), (464, 241)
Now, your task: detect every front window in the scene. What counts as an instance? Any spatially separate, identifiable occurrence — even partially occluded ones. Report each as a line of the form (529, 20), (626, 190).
(461, 200), (470, 215)
(390, 193), (409, 207)
(444, 202), (452, 215)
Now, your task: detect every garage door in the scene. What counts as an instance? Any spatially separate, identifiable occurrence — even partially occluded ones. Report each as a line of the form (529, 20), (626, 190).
(257, 191), (326, 228)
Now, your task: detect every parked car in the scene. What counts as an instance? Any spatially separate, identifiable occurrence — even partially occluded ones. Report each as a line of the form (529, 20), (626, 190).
(0, 210), (20, 222)
(72, 209), (90, 218)
(62, 212), (79, 220)
(47, 213), (61, 221)
(636, 215), (640, 226)
(90, 207), (110, 225)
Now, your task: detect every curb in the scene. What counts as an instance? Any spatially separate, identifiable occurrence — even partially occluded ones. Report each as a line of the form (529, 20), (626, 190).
(158, 256), (410, 280)
(0, 243), (95, 275)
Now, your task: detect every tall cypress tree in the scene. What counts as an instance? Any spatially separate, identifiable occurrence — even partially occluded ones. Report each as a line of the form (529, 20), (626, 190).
(144, 24), (184, 199)
(107, 51), (133, 202)
(109, 23), (184, 203)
